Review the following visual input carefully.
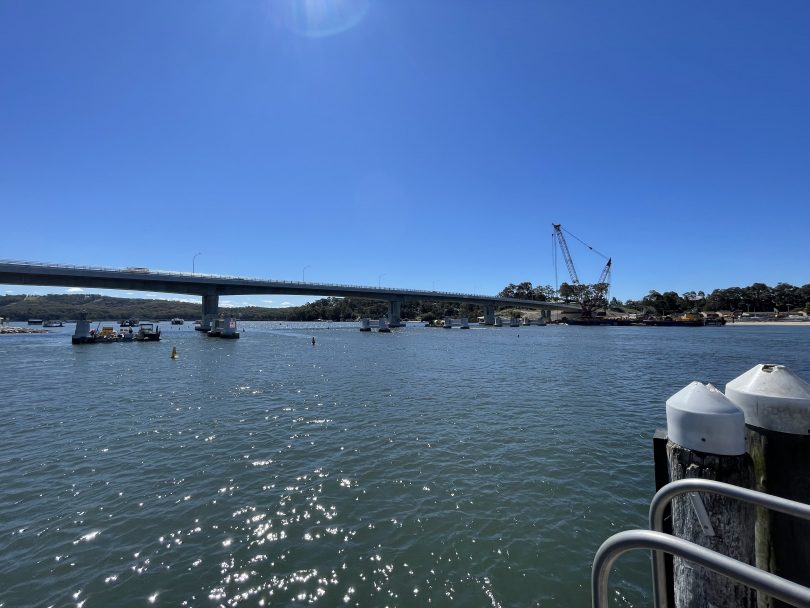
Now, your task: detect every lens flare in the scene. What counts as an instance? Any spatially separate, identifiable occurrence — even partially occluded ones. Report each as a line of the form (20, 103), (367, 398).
(269, 0), (370, 38)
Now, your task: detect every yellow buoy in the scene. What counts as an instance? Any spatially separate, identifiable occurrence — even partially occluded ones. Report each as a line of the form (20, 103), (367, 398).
(171, 346), (178, 359)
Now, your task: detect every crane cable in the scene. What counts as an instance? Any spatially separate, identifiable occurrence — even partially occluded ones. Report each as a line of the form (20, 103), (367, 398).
(560, 226), (609, 261)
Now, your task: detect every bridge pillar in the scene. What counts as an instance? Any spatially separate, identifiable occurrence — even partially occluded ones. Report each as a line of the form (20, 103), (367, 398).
(201, 294), (219, 330)
(388, 301), (405, 327)
(483, 304), (496, 326)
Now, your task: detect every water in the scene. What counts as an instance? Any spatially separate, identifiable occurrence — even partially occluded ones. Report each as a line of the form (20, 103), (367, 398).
(1, 322), (808, 607)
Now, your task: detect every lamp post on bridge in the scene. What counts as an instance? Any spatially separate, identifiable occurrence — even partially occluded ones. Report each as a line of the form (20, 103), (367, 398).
(192, 252), (202, 275)
(378, 273), (385, 288)
(302, 265), (311, 283)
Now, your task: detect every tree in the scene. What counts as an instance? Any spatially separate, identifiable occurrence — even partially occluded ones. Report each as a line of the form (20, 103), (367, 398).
(559, 282), (575, 301)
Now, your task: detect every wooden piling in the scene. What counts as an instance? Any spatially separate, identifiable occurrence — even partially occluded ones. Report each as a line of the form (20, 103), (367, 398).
(665, 381), (756, 608)
(666, 440), (756, 608)
(725, 364), (810, 608)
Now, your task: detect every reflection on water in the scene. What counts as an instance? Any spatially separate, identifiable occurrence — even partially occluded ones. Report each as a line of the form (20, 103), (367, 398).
(1, 323), (808, 606)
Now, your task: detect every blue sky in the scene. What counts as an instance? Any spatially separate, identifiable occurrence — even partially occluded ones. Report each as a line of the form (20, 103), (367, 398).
(2, 1), (809, 307)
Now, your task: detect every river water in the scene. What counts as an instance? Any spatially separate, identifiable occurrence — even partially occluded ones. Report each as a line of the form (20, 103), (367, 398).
(1, 322), (808, 607)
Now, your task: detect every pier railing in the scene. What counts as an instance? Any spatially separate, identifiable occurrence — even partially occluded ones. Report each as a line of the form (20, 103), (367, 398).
(592, 479), (810, 608)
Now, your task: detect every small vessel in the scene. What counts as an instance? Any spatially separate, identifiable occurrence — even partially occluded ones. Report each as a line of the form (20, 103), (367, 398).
(119, 319), (140, 327)
(207, 318), (223, 337)
(171, 318), (184, 325)
(27, 319), (43, 325)
(134, 322), (161, 341)
(220, 317), (240, 339)
(96, 326), (120, 342)
(43, 320), (63, 327)
(643, 314), (705, 327)
(205, 317), (240, 338)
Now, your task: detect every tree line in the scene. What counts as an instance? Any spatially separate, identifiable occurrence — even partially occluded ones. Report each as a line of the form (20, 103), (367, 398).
(496, 280), (810, 316)
(621, 282), (810, 316)
(3, 281), (808, 322)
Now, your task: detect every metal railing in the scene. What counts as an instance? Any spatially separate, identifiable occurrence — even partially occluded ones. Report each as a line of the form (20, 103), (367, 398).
(593, 479), (810, 608)
(649, 479), (810, 608)
(592, 530), (810, 608)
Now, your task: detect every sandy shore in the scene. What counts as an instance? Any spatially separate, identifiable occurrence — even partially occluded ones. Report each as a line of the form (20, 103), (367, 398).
(726, 321), (810, 327)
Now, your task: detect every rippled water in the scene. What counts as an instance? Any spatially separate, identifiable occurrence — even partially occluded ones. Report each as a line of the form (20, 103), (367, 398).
(1, 322), (808, 607)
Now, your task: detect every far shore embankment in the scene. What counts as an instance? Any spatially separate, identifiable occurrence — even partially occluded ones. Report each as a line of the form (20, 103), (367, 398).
(726, 320), (810, 326)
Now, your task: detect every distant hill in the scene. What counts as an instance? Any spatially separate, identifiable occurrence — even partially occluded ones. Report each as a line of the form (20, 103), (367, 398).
(0, 293), (481, 322)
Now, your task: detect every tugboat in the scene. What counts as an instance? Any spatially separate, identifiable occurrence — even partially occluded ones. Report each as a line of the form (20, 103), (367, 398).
(134, 322), (161, 341)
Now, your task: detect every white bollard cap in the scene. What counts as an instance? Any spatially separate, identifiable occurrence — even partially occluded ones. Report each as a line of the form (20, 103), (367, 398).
(666, 381), (746, 455)
(725, 364), (810, 435)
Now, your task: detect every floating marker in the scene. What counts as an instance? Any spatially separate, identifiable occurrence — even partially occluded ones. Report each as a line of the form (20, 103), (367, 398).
(171, 346), (178, 359)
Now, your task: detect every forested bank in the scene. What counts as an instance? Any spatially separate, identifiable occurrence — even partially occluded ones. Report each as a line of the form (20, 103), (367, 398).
(3, 281), (809, 323)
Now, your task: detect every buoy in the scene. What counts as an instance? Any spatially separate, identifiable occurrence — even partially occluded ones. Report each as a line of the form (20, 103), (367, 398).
(171, 346), (178, 359)
(311, 337), (316, 346)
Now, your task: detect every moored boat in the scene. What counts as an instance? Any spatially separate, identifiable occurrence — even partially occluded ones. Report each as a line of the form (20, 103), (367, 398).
(171, 318), (184, 325)
(43, 320), (63, 327)
(134, 322), (161, 341)
(96, 326), (120, 342)
(643, 314), (705, 327)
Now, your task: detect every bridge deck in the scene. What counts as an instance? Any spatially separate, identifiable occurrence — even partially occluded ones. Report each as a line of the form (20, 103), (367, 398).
(0, 260), (580, 311)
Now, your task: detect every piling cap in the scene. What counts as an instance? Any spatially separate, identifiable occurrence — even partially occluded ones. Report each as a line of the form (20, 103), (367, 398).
(666, 381), (746, 455)
(725, 364), (810, 435)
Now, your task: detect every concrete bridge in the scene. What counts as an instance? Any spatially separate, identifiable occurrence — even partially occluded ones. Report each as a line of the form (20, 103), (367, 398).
(0, 260), (580, 328)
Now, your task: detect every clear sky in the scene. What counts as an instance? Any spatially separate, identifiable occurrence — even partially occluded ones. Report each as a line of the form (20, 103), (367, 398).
(2, 1), (809, 307)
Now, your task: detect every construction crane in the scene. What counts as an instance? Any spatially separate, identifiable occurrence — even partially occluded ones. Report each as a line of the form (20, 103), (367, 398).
(552, 223), (612, 318)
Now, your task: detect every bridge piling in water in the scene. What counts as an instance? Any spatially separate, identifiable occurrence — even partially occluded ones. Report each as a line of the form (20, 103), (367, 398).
(388, 300), (405, 327)
(483, 305), (496, 325)
(201, 294), (219, 331)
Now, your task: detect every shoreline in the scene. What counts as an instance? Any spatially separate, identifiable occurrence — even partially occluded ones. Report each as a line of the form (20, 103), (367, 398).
(725, 320), (810, 327)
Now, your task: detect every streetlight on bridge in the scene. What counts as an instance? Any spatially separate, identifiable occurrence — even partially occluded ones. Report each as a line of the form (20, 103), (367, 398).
(378, 273), (386, 288)
(302, 265), (311, 282)
(192, 252), (202, 275)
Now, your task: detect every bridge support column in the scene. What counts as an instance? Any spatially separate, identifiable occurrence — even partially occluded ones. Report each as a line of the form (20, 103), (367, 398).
(201, 294), (219, 330)
(388, 301), (405, 327)
(483, 304), (496, 326)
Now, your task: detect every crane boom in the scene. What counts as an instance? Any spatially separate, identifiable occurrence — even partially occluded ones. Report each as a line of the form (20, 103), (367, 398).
(552, 223), (611, 318)
(552, 223), (580, 285)
(597, 258), (612, 286)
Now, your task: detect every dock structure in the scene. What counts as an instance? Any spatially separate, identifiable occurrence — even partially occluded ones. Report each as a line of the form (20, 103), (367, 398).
(0, 260), (579, 331)
(634, 364), (810, 608)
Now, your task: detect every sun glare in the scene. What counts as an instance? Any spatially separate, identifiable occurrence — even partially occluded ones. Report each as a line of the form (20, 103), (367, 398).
(268, 0), (369, 38)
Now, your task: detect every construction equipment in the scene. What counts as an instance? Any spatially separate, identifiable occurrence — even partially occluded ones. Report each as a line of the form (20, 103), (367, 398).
(552, 223), (612, 318)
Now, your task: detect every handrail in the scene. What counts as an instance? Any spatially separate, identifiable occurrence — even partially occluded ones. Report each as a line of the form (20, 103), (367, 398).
(592, 530), (810, 608)
(648, 479), (810, 608)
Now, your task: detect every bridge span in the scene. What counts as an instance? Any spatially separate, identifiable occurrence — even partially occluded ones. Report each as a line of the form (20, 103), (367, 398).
(0, 260), (579, 328)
